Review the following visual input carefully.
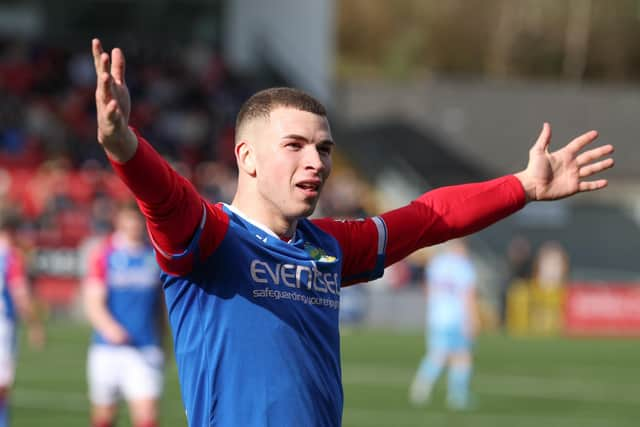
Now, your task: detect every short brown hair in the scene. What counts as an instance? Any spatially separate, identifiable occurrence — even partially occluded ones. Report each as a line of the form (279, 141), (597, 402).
(235, 87), (327, 139)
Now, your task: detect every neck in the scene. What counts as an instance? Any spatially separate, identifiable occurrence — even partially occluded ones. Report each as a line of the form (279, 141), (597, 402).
(231, 193), (297, 240)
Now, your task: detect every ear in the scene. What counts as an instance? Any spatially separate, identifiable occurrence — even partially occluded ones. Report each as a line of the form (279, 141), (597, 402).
(235, 141), (257, 177)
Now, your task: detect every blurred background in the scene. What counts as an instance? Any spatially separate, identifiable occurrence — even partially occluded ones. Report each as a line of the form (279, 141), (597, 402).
(1, 0), (640, 426)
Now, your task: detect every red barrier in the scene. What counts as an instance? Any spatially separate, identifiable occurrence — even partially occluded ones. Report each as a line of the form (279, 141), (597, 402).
(564, 284), (640, 336)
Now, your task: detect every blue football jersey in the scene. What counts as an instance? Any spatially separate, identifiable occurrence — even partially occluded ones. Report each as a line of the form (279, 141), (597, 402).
(163, 205), (344, 427)
(111, 130), (527, 427)
(90, 238), (162, 348)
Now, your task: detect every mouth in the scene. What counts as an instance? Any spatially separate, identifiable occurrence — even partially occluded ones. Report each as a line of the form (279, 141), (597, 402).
(295, 180), (322, 197)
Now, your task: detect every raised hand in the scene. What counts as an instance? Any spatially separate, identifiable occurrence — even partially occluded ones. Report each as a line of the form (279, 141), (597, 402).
(103, 323), (130, 345)
(92, 38), (137, 162)
(515, 123), (615, 202)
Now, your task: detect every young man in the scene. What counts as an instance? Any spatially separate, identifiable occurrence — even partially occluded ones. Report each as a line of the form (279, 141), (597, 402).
(0, 212), (45, 427)
(91, 38), (614, 426)
(409, 239), (479, 410)
(83, 202), (164, 427)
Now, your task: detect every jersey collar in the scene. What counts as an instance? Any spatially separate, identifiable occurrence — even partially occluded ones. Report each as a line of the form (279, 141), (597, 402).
(223, 203), (296, 243)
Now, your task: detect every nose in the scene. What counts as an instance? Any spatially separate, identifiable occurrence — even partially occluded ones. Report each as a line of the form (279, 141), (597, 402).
(303, 145), (327, 173)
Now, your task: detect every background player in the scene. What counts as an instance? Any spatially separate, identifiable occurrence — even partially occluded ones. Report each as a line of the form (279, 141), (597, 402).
(83, 202), (164, 427)
(409, 239), (479, 410)
(90, 37), (614, 426)
(0, 211), (45, 427)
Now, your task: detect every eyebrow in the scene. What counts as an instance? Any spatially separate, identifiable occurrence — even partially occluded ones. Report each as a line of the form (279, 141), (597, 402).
(282, 134), (335, 146)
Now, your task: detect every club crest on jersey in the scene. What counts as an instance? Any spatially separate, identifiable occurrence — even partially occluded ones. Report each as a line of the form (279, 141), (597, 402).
(303, 242), (337, 262)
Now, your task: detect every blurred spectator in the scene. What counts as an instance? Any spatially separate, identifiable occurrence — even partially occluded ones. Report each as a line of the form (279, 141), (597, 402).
(409, 239), (478, 410)
(529, 240), (570, 335)
(507, 240), (570, 336)
(0, 209), (46, 427)
(83, 202), (165, 427)
(533, 240), (570, 289)
(498, 235), (532, 330)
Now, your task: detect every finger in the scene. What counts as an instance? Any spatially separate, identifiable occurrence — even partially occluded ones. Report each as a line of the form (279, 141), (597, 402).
(565, 130), (599, 155)
(576, 144), (614, 166)
(578, 179), (608, 192)
(578, 157), (615, 178)
(532, 122), (551, 153)
(100, 52), (111, 75)
(97, 71), (112, 103)
(92, 38), (104, 72)
(111, 48), (126, 85)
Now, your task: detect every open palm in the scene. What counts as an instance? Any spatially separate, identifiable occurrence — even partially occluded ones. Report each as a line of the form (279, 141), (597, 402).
(516, 123), (614, 201)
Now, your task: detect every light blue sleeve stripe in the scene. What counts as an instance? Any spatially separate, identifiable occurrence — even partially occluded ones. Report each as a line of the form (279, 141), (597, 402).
(371, 216), (388, 279)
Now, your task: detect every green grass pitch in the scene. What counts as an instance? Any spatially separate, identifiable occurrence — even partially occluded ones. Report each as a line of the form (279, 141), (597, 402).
(10, 321), (640, 426)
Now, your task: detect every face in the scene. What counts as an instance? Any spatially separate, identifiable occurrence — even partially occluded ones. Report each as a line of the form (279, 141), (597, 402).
(249, 107), (334, 220)
(115, 209), (145, 242)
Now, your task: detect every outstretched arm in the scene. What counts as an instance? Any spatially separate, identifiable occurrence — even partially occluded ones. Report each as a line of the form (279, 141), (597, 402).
(315, 175), (525, 284)
(316, 123), (614, 285)
(514, 123), (614, 201)
(91, 39), (228, 274)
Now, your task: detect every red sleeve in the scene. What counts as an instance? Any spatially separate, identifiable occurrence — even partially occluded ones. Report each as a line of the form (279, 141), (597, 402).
(86, 242), (108, 284)
(108, 128), (229, 275)
(6, 249), (27, 291)
(313, 175), (526, 286)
